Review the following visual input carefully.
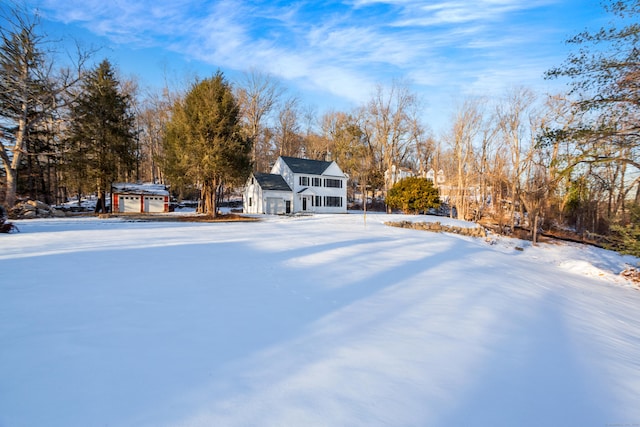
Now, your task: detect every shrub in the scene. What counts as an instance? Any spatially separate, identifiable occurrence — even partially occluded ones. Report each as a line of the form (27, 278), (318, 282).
(386, 177), (440, 214)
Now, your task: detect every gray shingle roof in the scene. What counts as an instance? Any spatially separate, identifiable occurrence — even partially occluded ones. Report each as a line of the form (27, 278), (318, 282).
(280, 156), (332, 175)
(253, 173), (292, 191)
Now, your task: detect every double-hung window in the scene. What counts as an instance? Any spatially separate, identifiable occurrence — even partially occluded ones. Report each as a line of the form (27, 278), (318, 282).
(324, 196), (342, 207)
(324, 178), (342, 188)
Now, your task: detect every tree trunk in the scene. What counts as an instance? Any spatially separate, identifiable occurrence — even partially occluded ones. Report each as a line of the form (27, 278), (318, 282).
(4, 167), (18, 208)
(1, 115), (27, 208)
(94, 189), (107, 213)
(200, 179), (219, 217)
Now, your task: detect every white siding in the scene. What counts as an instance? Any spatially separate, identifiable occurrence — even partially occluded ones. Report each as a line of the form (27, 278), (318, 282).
(323, 162), (344, 177)
(243, 179), (263, 214)
(271, 158), (295, 189)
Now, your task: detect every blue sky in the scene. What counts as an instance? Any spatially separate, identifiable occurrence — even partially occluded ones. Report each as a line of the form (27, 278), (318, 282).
(34, 0), (608, 132)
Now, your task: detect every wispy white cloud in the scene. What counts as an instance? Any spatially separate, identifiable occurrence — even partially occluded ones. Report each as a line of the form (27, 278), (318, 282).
(37, 0), (596, 129)
(348, 0), (553, 26)
(38, 0), (197, 45)
(402, 1), (527, 25)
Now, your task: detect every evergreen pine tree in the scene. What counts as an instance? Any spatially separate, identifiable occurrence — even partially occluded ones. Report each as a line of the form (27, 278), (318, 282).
(163, 72), (252, 217)
(65, 59), (137, 212)
(608, 203), (640, 257)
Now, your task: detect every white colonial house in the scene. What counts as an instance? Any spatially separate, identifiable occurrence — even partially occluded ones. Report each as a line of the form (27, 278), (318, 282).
(243, 156), (348, 214)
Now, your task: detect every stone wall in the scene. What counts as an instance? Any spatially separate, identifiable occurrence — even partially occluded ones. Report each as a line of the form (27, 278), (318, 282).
(385, 220), (487, 238)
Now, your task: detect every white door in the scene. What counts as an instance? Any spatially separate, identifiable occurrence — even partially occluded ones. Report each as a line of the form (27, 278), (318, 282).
(120, 195), (141, 213)
(145, 196), (165, 213)
(265, 197), (284, 214)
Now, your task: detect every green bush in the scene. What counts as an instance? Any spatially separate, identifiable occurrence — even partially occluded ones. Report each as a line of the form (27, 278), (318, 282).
(386, 177), (441, 214)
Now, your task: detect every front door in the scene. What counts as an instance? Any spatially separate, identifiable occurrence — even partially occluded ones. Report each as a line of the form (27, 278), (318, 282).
(302, 197), (307, 211)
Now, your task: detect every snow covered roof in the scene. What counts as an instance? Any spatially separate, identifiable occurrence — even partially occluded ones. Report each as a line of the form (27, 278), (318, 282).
(280, 156), (332, 175)
(111, 183), (170, 196)
(253, 173), (292, 192)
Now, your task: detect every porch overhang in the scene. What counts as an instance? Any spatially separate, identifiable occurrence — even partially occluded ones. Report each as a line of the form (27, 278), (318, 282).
(297, 187), (317, 196)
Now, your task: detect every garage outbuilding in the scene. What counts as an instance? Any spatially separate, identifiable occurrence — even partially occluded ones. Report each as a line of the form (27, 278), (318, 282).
(111, 183), (170, 213)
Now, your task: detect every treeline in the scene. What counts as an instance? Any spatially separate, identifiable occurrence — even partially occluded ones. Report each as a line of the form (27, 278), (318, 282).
(1, 1), (639, 254)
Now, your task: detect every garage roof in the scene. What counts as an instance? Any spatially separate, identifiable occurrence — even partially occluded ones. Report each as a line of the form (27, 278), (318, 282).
(254, 173), (292, 192)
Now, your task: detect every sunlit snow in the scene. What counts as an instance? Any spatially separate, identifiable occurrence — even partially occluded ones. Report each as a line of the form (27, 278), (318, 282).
(1, 213), (639, 427)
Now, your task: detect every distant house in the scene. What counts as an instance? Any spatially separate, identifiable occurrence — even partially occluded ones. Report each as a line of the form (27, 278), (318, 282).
(425, 168), (446, 184)
(386, 166), (447, 186)
(243, 156), (348, 214)
(111, 183), (170, 213)
(385, 165), (415, 186)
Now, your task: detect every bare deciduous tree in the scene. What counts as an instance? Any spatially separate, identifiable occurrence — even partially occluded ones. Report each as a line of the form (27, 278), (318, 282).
(496, 87), (538, 232)
(0, 2), (90, 207)
(137, 88), (174, 184)
(236, 70), (283, 172)
(274, 96), (302, 158)
(362, 81), (419, 208)
(445, 98), (484, 221)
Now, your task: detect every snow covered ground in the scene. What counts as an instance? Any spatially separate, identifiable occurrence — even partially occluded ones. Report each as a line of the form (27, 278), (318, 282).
(1, 213), (639, 427)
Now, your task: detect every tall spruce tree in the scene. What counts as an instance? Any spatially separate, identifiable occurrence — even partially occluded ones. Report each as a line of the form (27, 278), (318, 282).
(65, 59), (137, 212)
(163, 72), (252, 217)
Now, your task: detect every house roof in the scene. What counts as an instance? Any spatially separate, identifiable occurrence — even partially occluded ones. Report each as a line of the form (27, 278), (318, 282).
(254, 173), (292, 192)
(280, 156), (333, 175)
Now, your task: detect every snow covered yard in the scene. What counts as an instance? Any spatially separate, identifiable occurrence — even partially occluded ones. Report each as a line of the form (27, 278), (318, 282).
(1, 213), (639, 427)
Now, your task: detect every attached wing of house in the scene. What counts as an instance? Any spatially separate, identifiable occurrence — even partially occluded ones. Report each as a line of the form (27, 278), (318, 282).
(243, 172), (293, 214)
